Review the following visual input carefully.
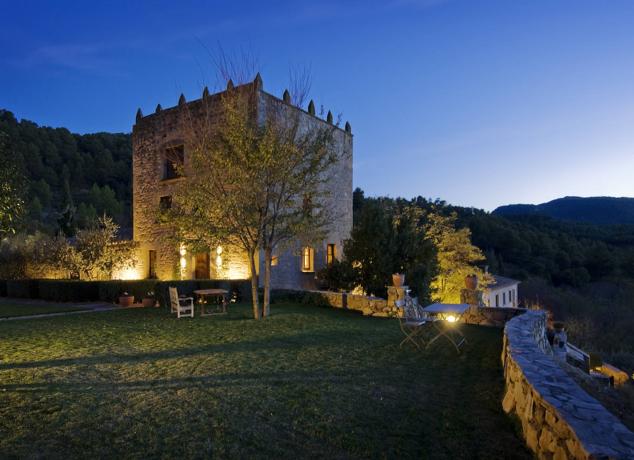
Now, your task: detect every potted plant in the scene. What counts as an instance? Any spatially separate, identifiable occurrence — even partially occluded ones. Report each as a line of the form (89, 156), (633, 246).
(392, 273), (405, 287)
(465, 274), (478, 290)
(142, 291), (156, 308)
(118, 291), (134, 307)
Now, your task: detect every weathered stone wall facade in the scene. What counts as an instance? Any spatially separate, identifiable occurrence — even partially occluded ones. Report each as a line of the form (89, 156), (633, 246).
(502, 311), (634, 459)
(132, 77), (352, 289)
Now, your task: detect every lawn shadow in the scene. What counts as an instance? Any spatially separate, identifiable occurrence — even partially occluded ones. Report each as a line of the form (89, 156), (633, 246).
(0, 366), (390, 394)
(0, 328), (379, 371)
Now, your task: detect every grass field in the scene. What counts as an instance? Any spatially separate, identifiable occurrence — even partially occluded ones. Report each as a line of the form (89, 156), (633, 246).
(0, 298), (93, 318)
(0, 302), (530, 459)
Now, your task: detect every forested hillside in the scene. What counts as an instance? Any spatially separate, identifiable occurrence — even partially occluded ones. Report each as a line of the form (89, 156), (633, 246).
(493, 196), (634, 225)
(0, 110), (131, 234)
(4, 104), (632, 290)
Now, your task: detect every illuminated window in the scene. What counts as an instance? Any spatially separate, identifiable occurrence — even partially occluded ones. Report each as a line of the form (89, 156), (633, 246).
(326, 244), (336, 265)
(301, 247), (314, 272)
(271, 255), (279, 266)
(163, 145), (184, 180)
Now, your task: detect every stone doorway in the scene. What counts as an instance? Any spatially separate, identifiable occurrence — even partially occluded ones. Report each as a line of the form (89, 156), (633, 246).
(194, 252), (210, 279)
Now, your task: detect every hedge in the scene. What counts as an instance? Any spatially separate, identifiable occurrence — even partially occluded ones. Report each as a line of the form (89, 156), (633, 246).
(0, 279), (252, 305)
(6, 280), (39, 299)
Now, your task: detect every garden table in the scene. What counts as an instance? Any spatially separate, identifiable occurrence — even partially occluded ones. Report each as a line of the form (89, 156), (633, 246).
(422, 303), (470, 353)
(193, 289), (228, 316)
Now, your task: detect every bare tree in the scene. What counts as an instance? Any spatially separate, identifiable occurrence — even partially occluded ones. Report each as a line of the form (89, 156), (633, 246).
(165, 63), (344, 319)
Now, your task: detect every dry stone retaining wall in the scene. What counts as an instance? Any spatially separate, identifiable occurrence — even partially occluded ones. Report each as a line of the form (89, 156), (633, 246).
(502, 311), (634, 459)
(461, 305), (527, 327)
(274, 289), (393, 316)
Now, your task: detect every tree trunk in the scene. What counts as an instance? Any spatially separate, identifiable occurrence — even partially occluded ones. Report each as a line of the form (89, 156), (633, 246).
(248, 249), (261, 320)
(262, 246), (272, 317)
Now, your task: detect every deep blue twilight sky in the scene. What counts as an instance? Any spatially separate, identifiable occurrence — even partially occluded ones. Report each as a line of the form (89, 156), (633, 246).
(2, 0), (634, 210)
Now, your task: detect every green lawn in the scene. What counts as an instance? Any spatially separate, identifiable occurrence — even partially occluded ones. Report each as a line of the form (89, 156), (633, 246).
(0, 298), (93, 318)
(0, 303), (530, 459)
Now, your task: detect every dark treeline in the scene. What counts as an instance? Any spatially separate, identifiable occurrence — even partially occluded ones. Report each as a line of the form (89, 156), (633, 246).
(0, 109), (131, 234)
(334, 188), (634, 297)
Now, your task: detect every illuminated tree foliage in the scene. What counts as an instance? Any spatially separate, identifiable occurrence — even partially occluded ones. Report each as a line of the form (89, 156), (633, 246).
(64, 215), (138, 280)
(0, 132), (25, 237)
(425, 211), (490, 303)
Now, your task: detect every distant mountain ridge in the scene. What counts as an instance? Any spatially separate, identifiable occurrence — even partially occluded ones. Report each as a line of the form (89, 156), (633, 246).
(493, 196), (634, 225)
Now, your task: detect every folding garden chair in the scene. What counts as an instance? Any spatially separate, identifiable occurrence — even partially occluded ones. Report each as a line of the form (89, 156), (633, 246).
(396, 295), (432, 349)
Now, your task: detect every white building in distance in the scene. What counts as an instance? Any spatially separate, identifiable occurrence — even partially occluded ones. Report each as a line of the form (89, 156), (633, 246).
(482, 275), (520, 308)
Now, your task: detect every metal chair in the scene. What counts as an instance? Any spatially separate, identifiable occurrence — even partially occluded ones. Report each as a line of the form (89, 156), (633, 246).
(396, 295), (432, 349)
(169, 287), (194, 318)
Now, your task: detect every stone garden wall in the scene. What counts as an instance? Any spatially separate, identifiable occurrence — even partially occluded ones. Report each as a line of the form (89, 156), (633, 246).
(272, 289), (393, 316)
(502, 311), (634, 459)
(461, 305), (527, 327)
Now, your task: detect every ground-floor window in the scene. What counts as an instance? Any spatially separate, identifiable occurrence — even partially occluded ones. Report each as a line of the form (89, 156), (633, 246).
(326, 243), (336, 265)
(301, 247), (314, 272)
(148, 249), (156, 278)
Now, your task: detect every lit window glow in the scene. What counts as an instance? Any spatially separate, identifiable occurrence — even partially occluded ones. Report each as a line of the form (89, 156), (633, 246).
(301, 247), (314, 272)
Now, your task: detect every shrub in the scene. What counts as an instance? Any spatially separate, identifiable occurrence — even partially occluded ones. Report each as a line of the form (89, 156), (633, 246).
(1, 278), (252, 305)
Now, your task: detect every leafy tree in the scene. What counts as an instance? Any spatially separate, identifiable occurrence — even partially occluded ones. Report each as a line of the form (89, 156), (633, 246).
(69, 216), (138, 280)
(0, 132), (25, 237)
(88, 183), (123, 218)
(324, 195), (434, 299)
(31, 179), (51, 207)
(0, 232), (71, 279)
(76, 202), (98, 229)
(425, 211), (490, 303)
(343, 198), (393, 296)
(27, 197), (43, 221)
(167, 73), (341, 319)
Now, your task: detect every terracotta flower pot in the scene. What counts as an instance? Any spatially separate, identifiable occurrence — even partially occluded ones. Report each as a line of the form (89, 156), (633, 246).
(118, 295), (134, 307)
(465, 274), (478, 290)
(142, 297), (155, 308)
(392, 273), (405, 287)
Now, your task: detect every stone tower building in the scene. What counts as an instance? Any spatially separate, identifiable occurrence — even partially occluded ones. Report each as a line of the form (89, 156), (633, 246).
(131, 74), (353, 290)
